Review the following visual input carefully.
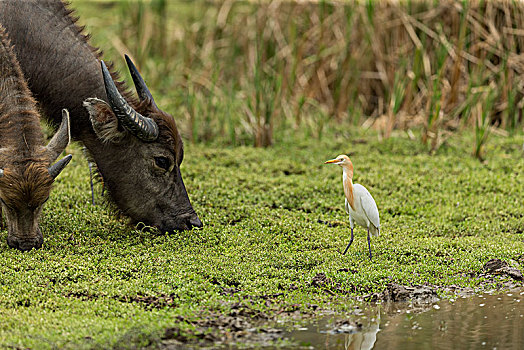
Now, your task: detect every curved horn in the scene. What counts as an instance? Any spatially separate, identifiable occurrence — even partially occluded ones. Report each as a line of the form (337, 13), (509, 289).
(100, 61), (159, 142)
(125, 54), (157, 108)
(48, 154), (72, 179)
(46, 109), (71, 162)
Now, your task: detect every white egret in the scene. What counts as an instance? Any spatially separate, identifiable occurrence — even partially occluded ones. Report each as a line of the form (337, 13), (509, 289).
(325, 155), (380, 260)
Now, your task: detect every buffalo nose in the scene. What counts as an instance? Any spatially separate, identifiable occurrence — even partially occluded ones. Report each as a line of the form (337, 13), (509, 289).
(188, 215), (203, 229)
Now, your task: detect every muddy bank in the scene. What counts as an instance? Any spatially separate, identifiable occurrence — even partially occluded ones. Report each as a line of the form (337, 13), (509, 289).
(157, 306), (286, 349)
(154, 259), (524, 348)
(364, 258), (524, 304)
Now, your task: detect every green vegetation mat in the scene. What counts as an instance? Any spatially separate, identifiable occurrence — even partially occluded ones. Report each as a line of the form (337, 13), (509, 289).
(0, 130), (522, 348)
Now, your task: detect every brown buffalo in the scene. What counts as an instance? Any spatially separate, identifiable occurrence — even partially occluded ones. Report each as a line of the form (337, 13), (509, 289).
(0, 25), (72, 251)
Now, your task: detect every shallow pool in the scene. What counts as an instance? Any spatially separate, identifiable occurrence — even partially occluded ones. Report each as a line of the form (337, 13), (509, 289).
(284, 291), (524, 349)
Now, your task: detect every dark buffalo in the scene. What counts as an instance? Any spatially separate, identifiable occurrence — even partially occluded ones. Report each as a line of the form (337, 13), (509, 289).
(0, 1), (202, 232)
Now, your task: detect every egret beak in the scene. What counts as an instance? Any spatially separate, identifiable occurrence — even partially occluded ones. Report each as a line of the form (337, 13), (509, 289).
(324, 159), (339, 164)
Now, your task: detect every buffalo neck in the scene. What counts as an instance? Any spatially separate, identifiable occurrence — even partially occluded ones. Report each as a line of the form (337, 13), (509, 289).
(0, 0), (124, 152)
(0, 25), (46, 159)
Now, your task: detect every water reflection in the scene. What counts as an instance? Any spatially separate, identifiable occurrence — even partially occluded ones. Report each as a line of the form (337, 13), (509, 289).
(285, 291), (524, 349)
(342, 310), (379, 350)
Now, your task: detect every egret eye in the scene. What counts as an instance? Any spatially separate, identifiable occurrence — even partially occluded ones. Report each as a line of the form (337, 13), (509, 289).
(154, 156), (171, 171)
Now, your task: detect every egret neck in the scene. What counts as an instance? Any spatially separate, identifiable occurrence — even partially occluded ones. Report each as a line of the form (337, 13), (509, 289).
(342, 163), (355, 211)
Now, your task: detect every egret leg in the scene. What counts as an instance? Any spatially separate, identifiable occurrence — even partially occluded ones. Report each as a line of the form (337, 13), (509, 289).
(367, 227), (372, 260)
(342, 228), (354, 255)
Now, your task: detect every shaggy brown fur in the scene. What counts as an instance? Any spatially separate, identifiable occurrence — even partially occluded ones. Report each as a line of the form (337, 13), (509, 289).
(0, 25), (48, 158)
(0, 24), (66, 250)
(0, 165), (53, 210)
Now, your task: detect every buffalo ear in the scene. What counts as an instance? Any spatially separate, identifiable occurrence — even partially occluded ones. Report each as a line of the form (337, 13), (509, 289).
(45, 109), (71, 162)
(83, 98), (125, 143)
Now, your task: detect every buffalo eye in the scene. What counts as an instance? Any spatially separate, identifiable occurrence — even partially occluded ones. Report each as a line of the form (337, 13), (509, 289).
(154, 156), (171, 171)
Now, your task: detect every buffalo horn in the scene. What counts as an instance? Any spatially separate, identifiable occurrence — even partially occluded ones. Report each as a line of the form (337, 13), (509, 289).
(125, 54), (157, 108)
(100, 61), (159, 142)
(48, 154), (72, 179)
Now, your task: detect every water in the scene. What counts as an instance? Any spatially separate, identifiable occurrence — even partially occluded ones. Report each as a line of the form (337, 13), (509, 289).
(284, 291), (524, 349)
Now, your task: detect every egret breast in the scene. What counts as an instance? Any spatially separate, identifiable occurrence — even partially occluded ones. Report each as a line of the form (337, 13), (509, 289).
(347, 200), (369, 228)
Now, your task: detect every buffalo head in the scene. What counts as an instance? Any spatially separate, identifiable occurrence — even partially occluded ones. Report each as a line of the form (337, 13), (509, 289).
(0, 110), (72, 251)
(83, 56), (202, 232)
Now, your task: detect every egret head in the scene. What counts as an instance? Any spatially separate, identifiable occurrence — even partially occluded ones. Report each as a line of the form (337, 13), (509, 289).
(324, 154), (352, 166)
(325, 154), (353, 177)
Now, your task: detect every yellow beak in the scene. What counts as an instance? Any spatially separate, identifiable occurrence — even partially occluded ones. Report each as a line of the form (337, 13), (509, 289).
(324, 159), (339, 164)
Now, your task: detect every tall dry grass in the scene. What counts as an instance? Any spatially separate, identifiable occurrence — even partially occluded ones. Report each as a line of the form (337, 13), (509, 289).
(91, 0), (524, 157)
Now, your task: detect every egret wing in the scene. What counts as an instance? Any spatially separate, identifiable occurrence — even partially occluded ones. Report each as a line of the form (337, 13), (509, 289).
(354, 184), (380, 230)
(344, 198), (350, 214)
